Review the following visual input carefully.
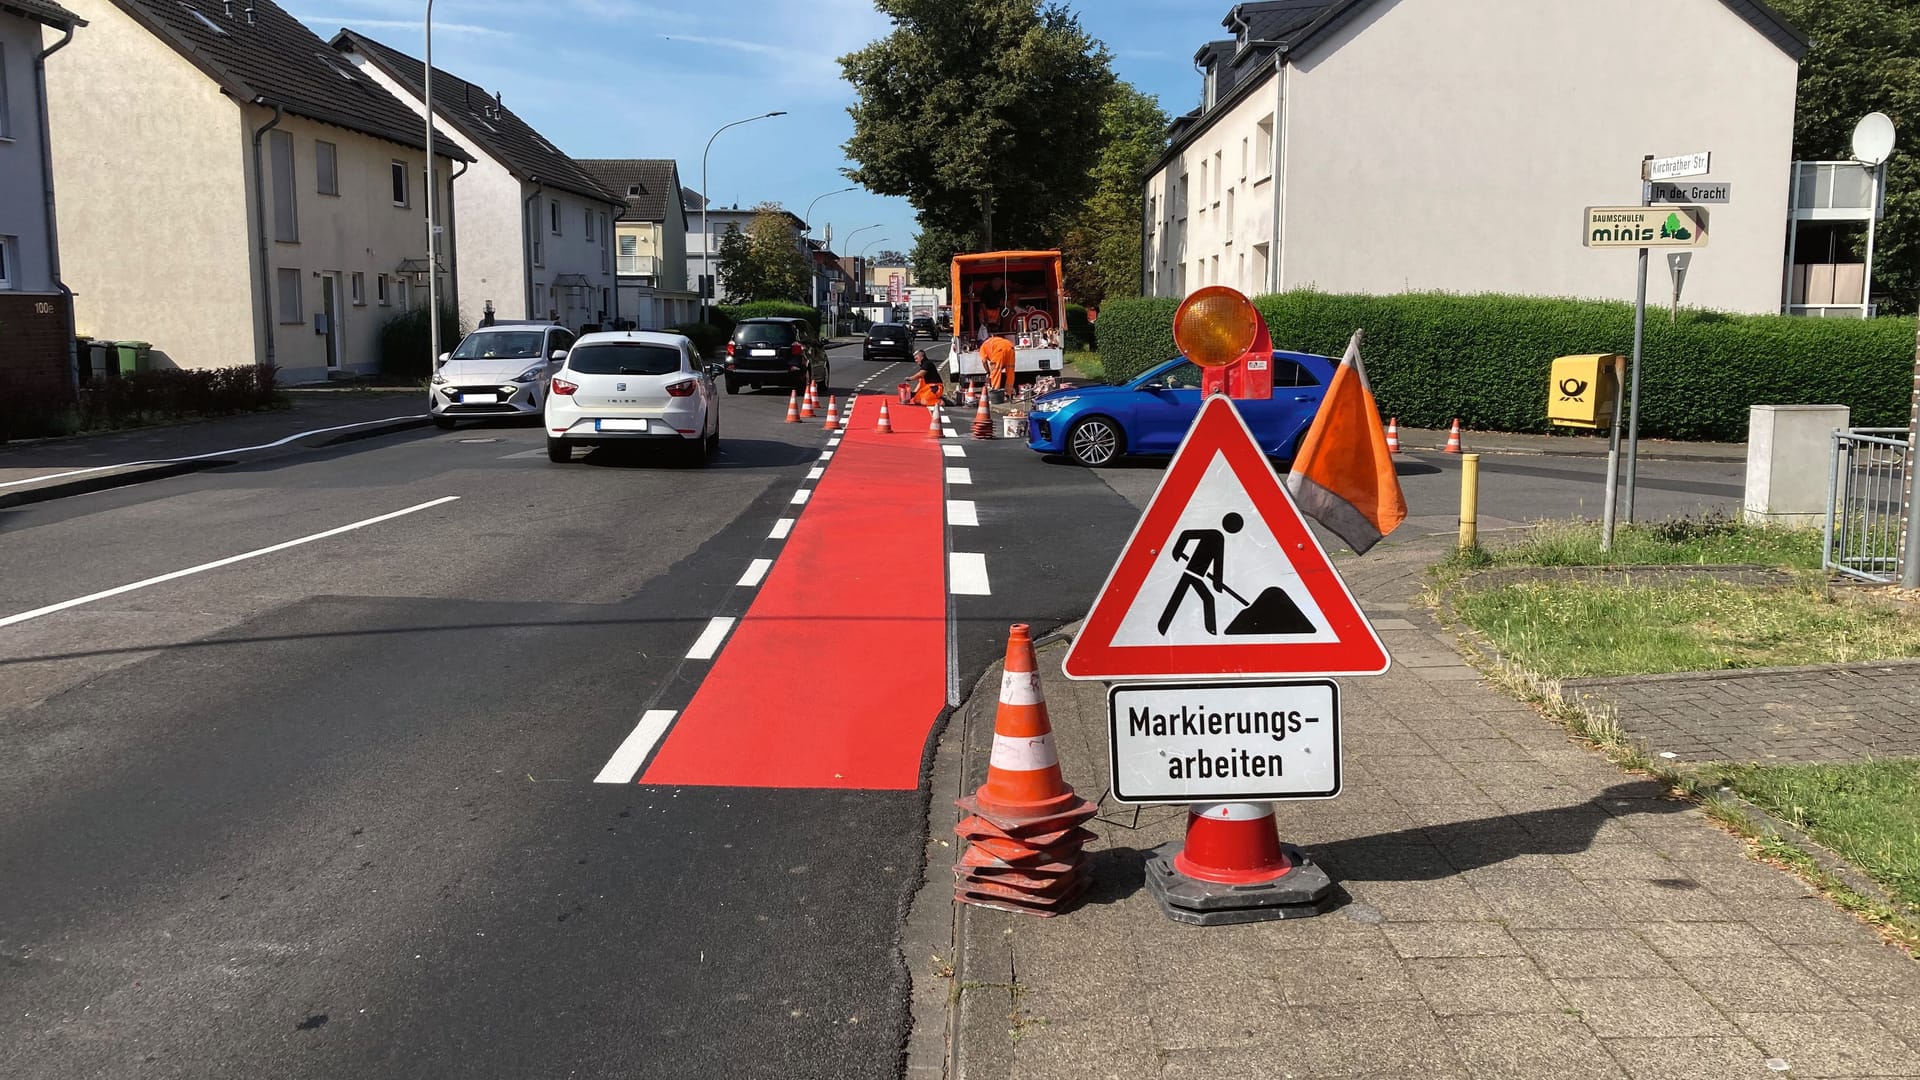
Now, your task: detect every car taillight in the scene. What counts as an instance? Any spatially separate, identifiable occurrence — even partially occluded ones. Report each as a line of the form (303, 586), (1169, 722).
(551, 377), (578, 395)
(726, 341), (735, 357)
(790, 342), (803, 356)
(664, 380), (697, 398)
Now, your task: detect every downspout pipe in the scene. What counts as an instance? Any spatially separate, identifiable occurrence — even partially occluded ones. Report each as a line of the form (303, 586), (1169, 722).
(1269, 52), (1288, 293)
(34, 23), (77, 387)
(609, 200), (626, 326)
(447, 158), (468, 331)
(523, 178), (543, 319)
(250, 100), (285, 372)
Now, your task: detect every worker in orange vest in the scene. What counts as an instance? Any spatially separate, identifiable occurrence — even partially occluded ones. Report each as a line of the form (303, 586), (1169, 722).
(980, 335), (1015, 397)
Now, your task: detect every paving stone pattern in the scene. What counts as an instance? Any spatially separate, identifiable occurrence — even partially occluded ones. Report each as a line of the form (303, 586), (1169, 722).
(948, 535), (1920, 1080)
(1562, 662), (1920, 764)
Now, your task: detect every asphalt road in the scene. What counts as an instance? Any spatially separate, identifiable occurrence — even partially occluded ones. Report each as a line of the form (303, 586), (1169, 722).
(0, 348), (1743, 1078)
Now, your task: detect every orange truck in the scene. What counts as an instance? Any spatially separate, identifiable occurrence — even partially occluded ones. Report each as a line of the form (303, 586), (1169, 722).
(949, 250), (1066, 383)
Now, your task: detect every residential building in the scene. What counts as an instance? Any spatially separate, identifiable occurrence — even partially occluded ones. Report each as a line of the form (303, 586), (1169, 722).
(683, 188), (807, 303)
(334, 29), (621, 333)
(1143, 0), (1805, 315)
(44, 0), (469, 384)
(0, 0), (83, 403)
(578, 158), (698, 330)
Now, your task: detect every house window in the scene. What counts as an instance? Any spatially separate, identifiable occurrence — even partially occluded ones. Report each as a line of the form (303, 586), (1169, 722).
(584, 208), (594, 240)
(1177, 173), (1188, 217)
(1241, 138), (1249, 181)
(618, 234), (638, 273)
(533, 234), (544, 267)
(390, 161), (409, 207)
(376, 273), (390, 305)
(1252, 243), (1269, 291)
(269, 129), (297, 242)
(599, 213), (608, 243)
(1255, 115), (1274, 180)
(601, 287), (610, 318)
(1225, 188), (1235, 240)
(600, 236), (609, 273)
(1213, 152), (1222, 203)
(316, 140), (338, 196)
(0, 235), (14, 289)
(550, 199), (561, 236)
(0, 45), (10, 140)
(350, 272), (365, 305)
(1198, 161), (1207, 211)
(1146, 195), (1156, 237)
(277, 268), (302, 323)
(397, 277), (411, 309)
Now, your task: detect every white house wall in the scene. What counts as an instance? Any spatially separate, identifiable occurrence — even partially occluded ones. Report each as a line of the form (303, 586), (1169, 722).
(44, 0), (255, 371)
(2, 16), (57, 294)
(527, 186), (615, 328)
(1278, 0), (1796, 313)
(1142, 73), (1278, 300)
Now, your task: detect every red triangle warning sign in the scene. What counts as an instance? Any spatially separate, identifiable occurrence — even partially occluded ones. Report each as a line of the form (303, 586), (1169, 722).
(1063, 396), (1389, 681)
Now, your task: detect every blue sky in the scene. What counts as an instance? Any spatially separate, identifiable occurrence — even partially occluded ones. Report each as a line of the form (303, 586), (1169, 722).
(293, 0), (1216, 262)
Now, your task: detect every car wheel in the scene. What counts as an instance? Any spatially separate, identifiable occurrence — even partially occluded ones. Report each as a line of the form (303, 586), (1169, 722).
(725, 376), (740, 395)
(1067, 417), (1123, 467)
(434, 416), (456, 430)
(546, 437), (571, 463)
(863, 350), (873, 362)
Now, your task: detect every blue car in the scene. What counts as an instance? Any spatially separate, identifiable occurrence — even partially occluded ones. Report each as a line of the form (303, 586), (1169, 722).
(1026, 352), (1335, 466)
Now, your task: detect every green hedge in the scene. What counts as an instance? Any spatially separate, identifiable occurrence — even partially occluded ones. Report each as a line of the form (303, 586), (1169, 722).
(670, 322), (727, 358)
(379, 304), (467, 379)
(716, 300), (821, 333)
(1096, 291), (1918, 441)
(1065, 303), (1096, 352)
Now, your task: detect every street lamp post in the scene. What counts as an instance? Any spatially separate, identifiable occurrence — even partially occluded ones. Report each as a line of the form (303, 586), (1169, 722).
(699, 111), (786, 321)
(857, 237), (889, 322)
(801, 186), (855, 315)
(423, 0), (438, 372)
(842, 224), (882, 304)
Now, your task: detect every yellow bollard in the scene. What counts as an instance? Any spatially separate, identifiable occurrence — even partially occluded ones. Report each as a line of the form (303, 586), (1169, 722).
(1459, 453), (1481, 551)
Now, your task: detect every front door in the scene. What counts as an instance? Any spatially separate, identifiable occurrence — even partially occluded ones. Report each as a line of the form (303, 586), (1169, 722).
(321, 274), (342, 369)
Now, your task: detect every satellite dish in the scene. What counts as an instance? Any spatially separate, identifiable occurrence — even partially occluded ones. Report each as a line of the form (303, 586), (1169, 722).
(1852, 112), (1895, 166)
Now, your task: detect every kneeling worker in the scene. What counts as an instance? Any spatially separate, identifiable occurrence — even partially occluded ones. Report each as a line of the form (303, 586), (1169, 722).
(910, 349), (945, 407)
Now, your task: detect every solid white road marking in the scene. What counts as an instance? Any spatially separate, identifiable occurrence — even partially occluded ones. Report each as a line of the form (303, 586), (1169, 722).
(806, 466), (824, 480)
(737, 558), (773, 587)
(769, 518), (795, 540)
(941, 444), (965, 458)
(947, 500), (978, 527)
(593, 710), (678, 784)
(791, 489), (811, 505)
(0, 496), (461, 628)
(687, 617), (736, 660)
(946, 467), (972, 485)
(949, 552), (990, 596)
(0, 414), (430, 490)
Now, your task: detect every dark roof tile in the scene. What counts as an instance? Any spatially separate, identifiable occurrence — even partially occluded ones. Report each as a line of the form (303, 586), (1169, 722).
(2, 0), (85, 28)
(576, 159), (685, 225)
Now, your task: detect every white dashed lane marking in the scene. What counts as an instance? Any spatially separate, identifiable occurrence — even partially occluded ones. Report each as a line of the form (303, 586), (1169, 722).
(791, 489), (812, 505)
(737, 559), (772, 587)
(593, 710), (677, 784)
(949, 552), (990, 596)
(947, 500), (978, 527)
(807, 466), (825, 480)
(769, 517), (794, 540)
(941, 444), (964, 458)
(687, 617), (736, 660)
(946, 467), (972, 485)
(819, 451), (833, 460)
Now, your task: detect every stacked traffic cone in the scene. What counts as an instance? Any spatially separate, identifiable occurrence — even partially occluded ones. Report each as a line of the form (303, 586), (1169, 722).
(821, 396), (838, 431)
(784, 391), (800, 424)
(1384, 416), (1399, 453)
(876, 399), (893, 433)
(971, 396), (994, 440)
(954, 624), (1097, 916)
(1443, 418), (1463, 453)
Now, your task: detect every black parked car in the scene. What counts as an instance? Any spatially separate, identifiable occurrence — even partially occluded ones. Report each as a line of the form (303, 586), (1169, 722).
(863, 322), (914, 362)
(723, 317), (830, 394)
(910, 316), (938, 339)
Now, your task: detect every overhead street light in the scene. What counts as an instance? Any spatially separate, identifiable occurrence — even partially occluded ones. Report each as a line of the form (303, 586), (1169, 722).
(699, 110), (787, 320)
(803, 186), (857, 241)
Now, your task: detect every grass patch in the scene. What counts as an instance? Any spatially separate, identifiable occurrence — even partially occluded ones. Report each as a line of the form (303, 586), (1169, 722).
(1477, 513), (1824, 570)
(1454, 577), (1920, 678)
(1063, 350), (1104, 383)
(1697, 759), (1920, 914)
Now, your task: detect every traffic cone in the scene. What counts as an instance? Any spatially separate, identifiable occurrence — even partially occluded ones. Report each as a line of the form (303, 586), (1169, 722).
(821, 395), (838, 431)
(1141, 800), (1336, 925)
(1384, 416), (1399, 453)
(927, 404), (942, 436)
(876, 399), (893, 433)
(962, 380), (977, 408)
(1444, 418), (1462, 454)
(784, 391), (800, 424)
(801, 382), (817, 419)
(971, 397), (994, 440)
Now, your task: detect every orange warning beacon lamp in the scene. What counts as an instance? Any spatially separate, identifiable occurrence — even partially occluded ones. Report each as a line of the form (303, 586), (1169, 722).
(1172, 286), (1273, 401)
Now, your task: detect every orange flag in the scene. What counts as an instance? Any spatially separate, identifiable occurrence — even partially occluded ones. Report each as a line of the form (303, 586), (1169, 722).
(1285, 330), (1406, 554)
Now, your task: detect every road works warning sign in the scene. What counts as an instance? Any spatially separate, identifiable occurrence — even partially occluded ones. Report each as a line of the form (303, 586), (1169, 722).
(1062, 396), (1388, 681)
(1108, 679), (1340, 803)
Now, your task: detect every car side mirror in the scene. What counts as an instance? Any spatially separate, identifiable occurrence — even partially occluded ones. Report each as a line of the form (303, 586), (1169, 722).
(703, 364), (723, 380)
(437, 352), (450, 366)
(551, 349), (567, 362)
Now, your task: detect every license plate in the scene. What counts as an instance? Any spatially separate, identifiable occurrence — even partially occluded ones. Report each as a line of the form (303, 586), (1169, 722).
(597, 418), (649, 432)
(751, 348), (776, 357)
(462, 393), (499, 404)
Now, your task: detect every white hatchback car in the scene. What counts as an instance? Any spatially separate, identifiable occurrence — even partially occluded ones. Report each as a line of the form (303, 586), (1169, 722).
(430, 322), (573, 428)
(544, 331), (720, 465)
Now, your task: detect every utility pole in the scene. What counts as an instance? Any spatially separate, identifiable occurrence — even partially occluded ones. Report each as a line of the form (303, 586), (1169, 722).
(1901, 310), (1920, 588)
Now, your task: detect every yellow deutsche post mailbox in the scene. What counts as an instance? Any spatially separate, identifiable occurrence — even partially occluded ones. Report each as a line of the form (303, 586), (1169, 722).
(1548, 354), (1623, 429)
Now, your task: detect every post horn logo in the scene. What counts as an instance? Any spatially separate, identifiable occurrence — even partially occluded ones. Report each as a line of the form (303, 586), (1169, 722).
(1558, 377), (1589, 401)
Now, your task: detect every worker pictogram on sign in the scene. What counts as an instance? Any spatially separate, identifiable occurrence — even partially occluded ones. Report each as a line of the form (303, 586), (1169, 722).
(1063, 395), (1388, 681)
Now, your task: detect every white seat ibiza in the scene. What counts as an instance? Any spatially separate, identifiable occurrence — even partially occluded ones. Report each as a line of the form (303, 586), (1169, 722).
(544, 331), (720, 465)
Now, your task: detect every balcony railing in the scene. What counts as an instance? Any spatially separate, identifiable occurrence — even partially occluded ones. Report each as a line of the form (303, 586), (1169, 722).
(618, 254), (658, 276)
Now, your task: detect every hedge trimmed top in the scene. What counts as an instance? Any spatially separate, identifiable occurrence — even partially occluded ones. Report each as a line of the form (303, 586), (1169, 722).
(1094, 291), (1916, 442)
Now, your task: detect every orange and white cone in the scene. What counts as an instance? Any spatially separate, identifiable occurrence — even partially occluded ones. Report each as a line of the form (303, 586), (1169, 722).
(876, 399), (893, 433)
(1444, 418), (1462, 454)
(801, 381), (817, 419)
(784, 391), (800, 424)
(971, 396), (994, 440)
(821, 395), (838, 431)
(962, 381), (977, 407)
(1384, 416), (1399, 453)
(1174, 803), (1291, 884)
(927, 404), (942, 437)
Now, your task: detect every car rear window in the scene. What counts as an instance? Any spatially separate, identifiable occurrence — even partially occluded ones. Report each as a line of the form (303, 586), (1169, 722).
(566, 343), (683, 376)
(451, 331), (543, 359)
(735, 322), (796, 346)
(870, 325), (904, 336)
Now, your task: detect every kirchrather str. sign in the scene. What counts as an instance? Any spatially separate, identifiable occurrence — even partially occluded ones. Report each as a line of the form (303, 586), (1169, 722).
(1108, 680), (1341, 803)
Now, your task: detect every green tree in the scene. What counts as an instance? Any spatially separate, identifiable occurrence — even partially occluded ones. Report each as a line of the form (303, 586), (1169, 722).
(1061, 82), (1168, 308)
(716, 204), (811, 303)
(1770, 0), (1920, 313)
(872, 249), (908, 266)
(841, 0), (1115, 252)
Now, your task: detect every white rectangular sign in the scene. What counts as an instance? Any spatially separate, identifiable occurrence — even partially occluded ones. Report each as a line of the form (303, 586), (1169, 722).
(1649, 152), (1711, 180)
(1107, 679), (1341, 803)
(1651, 181), (1731, 204)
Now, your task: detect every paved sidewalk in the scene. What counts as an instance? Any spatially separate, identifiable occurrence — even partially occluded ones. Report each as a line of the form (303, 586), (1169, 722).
(0, 390), (428, 506)
(914, 535), (1920, 1080)
(1564, 661), (1920, 764)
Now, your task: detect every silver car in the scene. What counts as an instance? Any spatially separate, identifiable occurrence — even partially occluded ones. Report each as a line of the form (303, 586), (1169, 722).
(430, 322), (575, 428)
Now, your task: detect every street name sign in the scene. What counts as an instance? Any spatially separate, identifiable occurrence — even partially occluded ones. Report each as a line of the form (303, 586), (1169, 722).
(1651, 181), (1731, 204)
(1108, 679), (1341, 803)
(1584, 206), (1709, 248)
(1648, 152), (1710, 180)
(1062, 395), (1388, 681)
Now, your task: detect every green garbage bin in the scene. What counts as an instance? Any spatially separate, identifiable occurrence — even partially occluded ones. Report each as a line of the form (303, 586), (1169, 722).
(114, 340), (152, 375)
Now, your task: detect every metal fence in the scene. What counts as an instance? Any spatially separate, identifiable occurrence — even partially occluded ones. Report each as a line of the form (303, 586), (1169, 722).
(1825, 428), (1912, 583)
